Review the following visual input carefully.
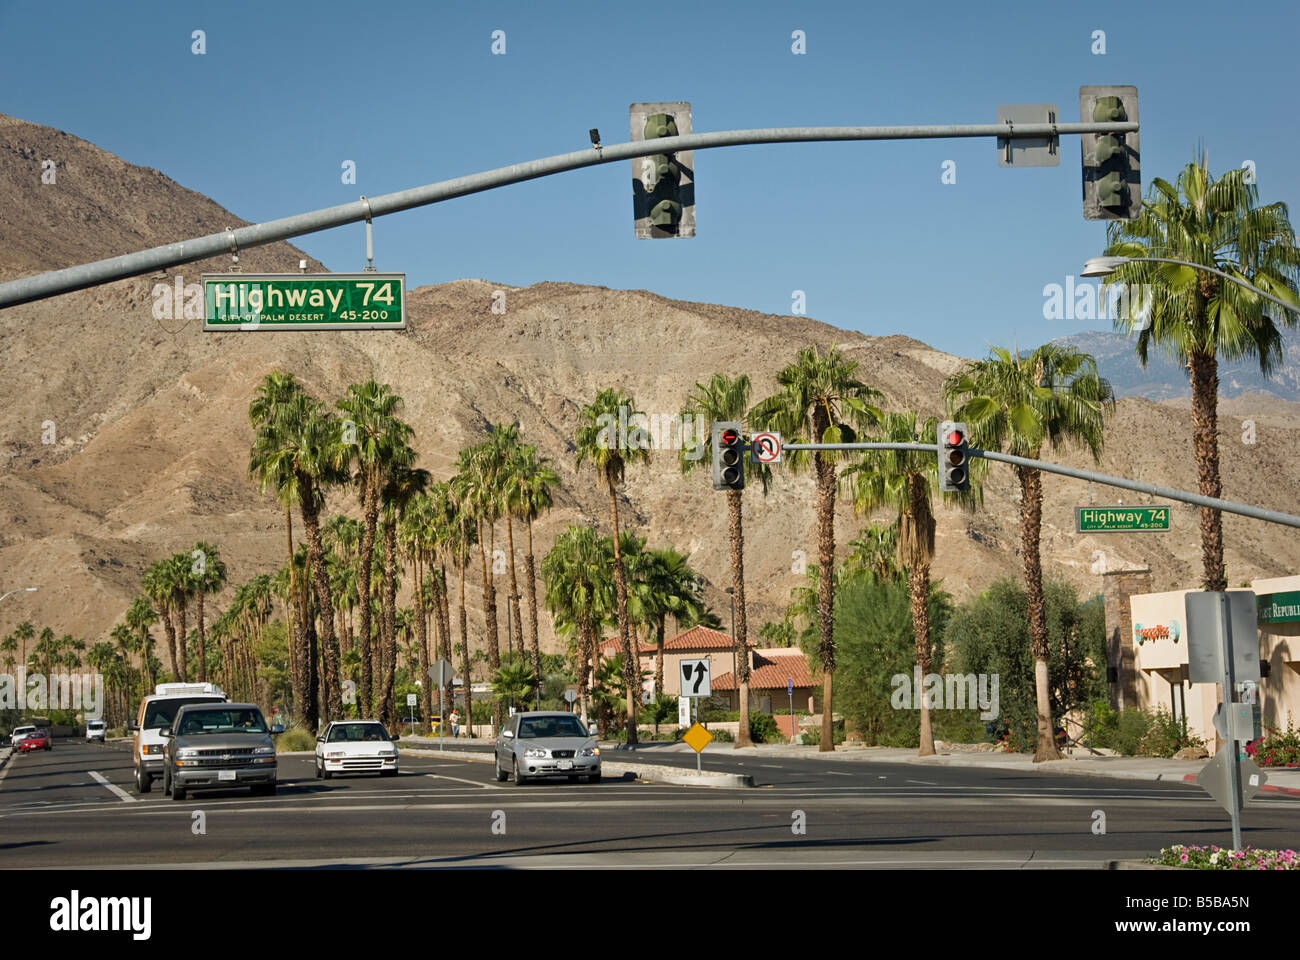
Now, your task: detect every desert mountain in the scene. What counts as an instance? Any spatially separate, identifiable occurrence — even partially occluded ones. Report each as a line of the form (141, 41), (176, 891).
(2, 111), (1298, 653)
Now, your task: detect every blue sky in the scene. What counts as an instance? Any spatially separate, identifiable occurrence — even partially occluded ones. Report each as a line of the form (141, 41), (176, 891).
(1, 0), (1297, 358)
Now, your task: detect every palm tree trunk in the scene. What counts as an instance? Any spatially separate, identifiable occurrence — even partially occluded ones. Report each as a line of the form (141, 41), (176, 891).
(525, 520), (541, 687)
(655, 614), (666, 700)
(437, 566), (454, 713)
(577, 619), (595, 724)
(195, 591), (207, 683)
(413, 550), (432, 729)
(815, 452), (837, 752)
(298, 477), (343, 721)
(457, 549), (472, 734)
(1189, 351), (1227, 591)
(608, 477), (638, 745)
(1017, 466), (1061, 762)
(477, 520), (501, 733)
(358, 471), (378, 715)
(727, 489), (753, 748)
(506, 516), (524, 663)
(176, 599), (188, 683)
(159, 603), (177, 682)
(285, 503), (305, 727)
(378, 520), (399, 727)
(910, 558), (935, 756)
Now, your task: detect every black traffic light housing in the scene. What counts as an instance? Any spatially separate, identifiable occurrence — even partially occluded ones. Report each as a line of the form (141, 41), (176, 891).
(712, 421), (745, 491)
(938, 421), (970, 493)
(630, 102), (695, 238)
(1080, 85), (1140, 220)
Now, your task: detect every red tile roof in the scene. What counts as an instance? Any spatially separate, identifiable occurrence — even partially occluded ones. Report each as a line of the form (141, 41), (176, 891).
(713, 651), (814, 691)
(662, 625), (752, 651)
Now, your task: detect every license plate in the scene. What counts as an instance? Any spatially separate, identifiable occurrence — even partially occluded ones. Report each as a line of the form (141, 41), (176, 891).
(218, 770), (236, 781)
(558, 760), (573, 770)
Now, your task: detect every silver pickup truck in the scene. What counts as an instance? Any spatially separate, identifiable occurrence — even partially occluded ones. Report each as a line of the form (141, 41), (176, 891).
(161, 703), (284, 801)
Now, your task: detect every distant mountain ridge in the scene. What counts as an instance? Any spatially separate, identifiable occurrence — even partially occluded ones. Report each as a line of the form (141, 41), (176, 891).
(1051, 328), (1300, 402)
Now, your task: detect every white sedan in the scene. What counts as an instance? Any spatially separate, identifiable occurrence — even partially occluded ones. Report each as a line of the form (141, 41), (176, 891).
(314, 721), (400, 779)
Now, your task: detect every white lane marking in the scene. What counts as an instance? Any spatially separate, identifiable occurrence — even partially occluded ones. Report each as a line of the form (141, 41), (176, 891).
(906, 779), (936, 785)
(90, 771), (138, 803)
(426, 772), (498, 790)
(760, 765), (784, 769)
(827, 771), (852, 777)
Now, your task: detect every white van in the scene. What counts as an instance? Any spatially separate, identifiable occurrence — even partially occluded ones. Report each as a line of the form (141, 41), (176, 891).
(130, 682), (227, 793)
(85, 719), (107, 742)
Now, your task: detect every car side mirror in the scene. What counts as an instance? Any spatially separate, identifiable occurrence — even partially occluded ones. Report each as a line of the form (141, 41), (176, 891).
(391, 733), (400, 741)
(160, 727), (172, 738)
(271, 724), (285, 735)
(315, 736), (325, 743)
(129, 723), (139, 732)
(503, 729), (514, 738)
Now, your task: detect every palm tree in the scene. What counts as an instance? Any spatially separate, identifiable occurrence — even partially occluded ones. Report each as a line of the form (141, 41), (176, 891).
(249, 370), (308, 718)
(543, 525), (614, 723)
(491, 654), (537, 715)
(638, 546), (704, 699)
(681, 373), (772, 747)
(845, 412), (977, 756)
(575, 388), (651, 743)
(489, 424), (525, 660)
(13, 620), (34, 680)
(124, 597), (157, 694)
(1099, 151), (1300, 590)
(446, 474), (479, 730)
(109, 623), (138, 709)
(750, 344), (883, 751)
(378, 462), (429, 726)
(504, 444), (559, 686)
(336, 380), (415, 716)
(188, 541), (227, 684)
(400, 490), (437, 727)
(166, 553), (197, 682)
(945, 343), (1114, 761)
(841, 521), (901, 584)
(252, 387), (350, 722)
(142, 562), (178, 681)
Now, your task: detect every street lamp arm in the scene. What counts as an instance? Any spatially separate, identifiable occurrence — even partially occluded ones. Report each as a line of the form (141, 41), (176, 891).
(1083, 256), (1300, 317)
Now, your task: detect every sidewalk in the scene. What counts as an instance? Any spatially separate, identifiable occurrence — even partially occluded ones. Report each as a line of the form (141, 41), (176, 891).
(603, 740), (1300, 795)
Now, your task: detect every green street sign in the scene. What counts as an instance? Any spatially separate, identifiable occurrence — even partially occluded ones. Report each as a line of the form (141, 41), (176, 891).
(1076, 505), (1170, 532)
(202, 273), (406, 330)
(1258, 590), (1300, 624)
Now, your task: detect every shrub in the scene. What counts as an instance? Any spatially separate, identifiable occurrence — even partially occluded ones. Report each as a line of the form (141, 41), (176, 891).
(1137, 707), (1204, 758)
(709, 728), (734, 742)
(798, 722), (846, 746)
(1110, 708), (1151, 756)
(1150, 844), (1298, 870)
(1247, 716), (1300, 767)
(274, 727), (316, 752)
(748, 712), (781, 744)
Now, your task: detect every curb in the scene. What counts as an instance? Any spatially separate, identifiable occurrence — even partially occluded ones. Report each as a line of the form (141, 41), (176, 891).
(1179, 772), (1300, 798)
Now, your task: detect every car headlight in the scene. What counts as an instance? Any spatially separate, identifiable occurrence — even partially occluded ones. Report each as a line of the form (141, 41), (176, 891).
(177, 748), (198, 759)
(143, 744), (163, 756)
(523, 748), (548, 758)
(580, 747), (599, 757)
(326, 751), (345, 759)
(377, 749), (396, 758)
(254, 746), (274, 755)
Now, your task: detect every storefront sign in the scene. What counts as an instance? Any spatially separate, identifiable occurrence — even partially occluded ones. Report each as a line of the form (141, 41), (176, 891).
(1134, 620), (1181, 646)
(1257, 590), (1300, 624)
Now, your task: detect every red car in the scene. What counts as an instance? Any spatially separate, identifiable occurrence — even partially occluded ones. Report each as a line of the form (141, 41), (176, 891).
(19, 730), (51, 752)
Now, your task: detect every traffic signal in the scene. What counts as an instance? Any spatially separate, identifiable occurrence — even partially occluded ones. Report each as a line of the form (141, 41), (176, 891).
(937, 421), (970, 493)
(711, 421), (745, 491)
(630, 102), (695, 238)
(1080, 85), (1140, 220)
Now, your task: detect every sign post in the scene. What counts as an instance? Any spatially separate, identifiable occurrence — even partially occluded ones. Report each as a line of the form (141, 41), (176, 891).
(429, 658), (455, 751)
(679, 657), (712, 773)
(1185, 591), (1262, 849)
(787, 677), (795, 744)
(406, 692), (417, 735)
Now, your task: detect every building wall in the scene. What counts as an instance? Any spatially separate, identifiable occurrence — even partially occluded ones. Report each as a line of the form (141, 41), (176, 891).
(1103, 568), (1152, 710)
(1252, 575), (1300, 735)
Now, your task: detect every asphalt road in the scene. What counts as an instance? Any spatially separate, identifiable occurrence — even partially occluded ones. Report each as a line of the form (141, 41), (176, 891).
(2, 737), (1297, 869)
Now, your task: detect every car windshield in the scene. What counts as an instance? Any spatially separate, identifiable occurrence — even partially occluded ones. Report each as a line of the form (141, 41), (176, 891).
(517, 716), (589, 739)
(327, 723), (390, 743)
(143, 697), (224, 730)
(175, 708), (267, 736)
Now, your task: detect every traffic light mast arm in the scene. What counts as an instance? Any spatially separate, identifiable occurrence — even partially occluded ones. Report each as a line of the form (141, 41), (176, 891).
(0, 121), (1136, 309)
(781, 442), (1300, 530)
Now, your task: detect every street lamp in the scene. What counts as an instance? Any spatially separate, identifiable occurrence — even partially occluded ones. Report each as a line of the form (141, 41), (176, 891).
(1081, 256), (1300, 317)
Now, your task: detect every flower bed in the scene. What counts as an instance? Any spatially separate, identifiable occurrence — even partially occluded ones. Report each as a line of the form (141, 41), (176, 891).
(1150, 844), (1299, 870)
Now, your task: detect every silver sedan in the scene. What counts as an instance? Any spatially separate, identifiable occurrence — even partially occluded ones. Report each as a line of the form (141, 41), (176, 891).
(494, 711), (601, 785)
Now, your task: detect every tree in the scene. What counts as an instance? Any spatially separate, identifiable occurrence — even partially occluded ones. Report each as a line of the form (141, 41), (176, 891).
(543, 525), (614, 723)
(1099, 150), (1300, 591)
(945, 343), (1114, 761)
(845, 411), (976, 755)
(750, 344), (883, 751)
(491, 654), (537, 715)
(336, 380), (415, 716)
(124, 597), (157, 694)
(378, 463), (429, 727)
(503, 443), (559, 686)
(189, 541), (227, 685)
(680, 373), (771, 748)
(575, 388), (651, 744)
(142, 562), (178, 681)
(638, 546), (704, 698)
(454, 441), (505, 731)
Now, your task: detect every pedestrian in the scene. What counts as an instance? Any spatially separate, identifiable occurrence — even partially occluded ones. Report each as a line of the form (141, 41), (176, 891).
(449, 709), (460, 739)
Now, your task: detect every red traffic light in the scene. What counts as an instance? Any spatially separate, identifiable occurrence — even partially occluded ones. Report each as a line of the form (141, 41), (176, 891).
(945, 429), (964, 446)
(721, 429), (740, 445)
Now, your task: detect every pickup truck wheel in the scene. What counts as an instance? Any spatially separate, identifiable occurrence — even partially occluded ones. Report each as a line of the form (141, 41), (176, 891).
(171, 780), (187, 801)
(135, 768), (151, 794)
